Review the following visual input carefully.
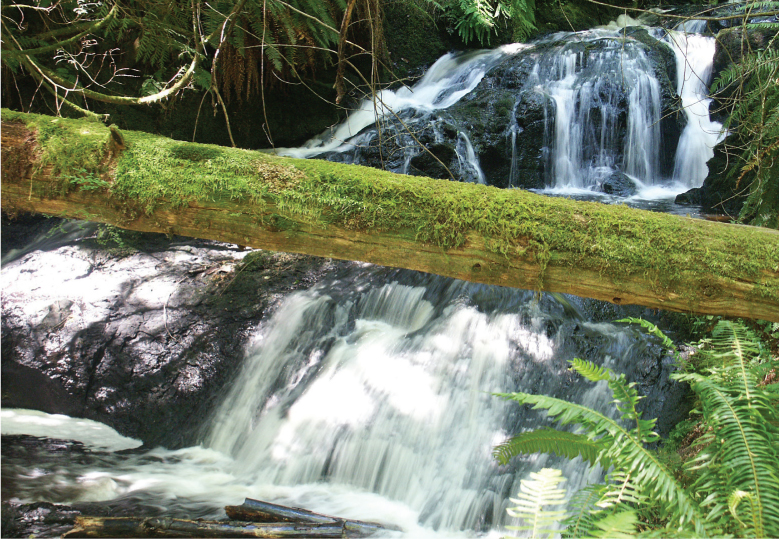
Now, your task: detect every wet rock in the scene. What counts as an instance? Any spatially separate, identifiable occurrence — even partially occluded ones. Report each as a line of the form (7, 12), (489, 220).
(675, 187), (702, 206)
(1, 216), (349, 448)
(695, 143), (747, 217)
(600, 171), (638, 196)
(408, 143), (457, 179)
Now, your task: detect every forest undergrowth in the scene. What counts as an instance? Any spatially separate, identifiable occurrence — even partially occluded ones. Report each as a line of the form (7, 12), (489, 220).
(496, 318), (779, 538)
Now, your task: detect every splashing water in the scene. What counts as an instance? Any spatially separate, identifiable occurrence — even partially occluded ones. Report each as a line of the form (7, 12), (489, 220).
(5, 267), (671, 537)
(667, 28), (725, 187)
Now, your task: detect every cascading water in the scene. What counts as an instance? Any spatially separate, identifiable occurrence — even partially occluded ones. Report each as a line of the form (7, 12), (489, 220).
(278, 16), (722, 201)
(3, 16), (710, 538)
(455, 132), (487, 184)
(4, 264), (677, 537)
(666, 24), (725, 187)
(277, 47), (521, 160)
(539, 26), (664, 189)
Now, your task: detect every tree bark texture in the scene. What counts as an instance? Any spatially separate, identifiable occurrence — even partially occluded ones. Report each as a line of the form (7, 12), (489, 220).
(2, 110), (778, 321)
(62, 517), (356, 538)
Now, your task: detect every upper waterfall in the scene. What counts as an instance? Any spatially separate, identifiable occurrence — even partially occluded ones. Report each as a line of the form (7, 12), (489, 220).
(279, 18), (723, 198)
(277, 45), (525, 159)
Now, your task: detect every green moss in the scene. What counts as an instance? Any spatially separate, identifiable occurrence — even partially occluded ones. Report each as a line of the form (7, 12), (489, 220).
(3, 109), (108, 193)
(5, 108), (779, 305)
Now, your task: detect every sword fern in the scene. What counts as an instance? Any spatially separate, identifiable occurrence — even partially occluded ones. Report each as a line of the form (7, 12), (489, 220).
(495, 319), (779, 536)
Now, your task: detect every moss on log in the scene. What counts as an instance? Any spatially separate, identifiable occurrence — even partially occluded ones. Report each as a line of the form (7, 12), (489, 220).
(2, 109), (778, 321)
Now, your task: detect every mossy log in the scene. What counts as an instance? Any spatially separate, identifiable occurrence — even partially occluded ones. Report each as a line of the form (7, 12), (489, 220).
(2, 109), (779, 321)
(62, 516), (353, 538)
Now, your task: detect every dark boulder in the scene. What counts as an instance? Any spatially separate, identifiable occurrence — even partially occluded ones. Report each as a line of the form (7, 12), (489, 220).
(600, 171), (638, 196)
(675, 187), (703, 206)
(696, 143), (747, 217)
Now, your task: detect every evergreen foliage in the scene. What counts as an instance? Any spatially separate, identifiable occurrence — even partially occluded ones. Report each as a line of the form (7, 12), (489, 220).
(710, 3), (779, 228)
(495, 319), (779, 537)
(441, 0), (536, 44)
(672, 321), (779, 538)
(1, 0), (381, 117)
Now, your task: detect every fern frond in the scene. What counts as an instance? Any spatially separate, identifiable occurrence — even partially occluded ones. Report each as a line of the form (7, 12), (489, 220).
(587, 510), (637, 538)
(561, 483), (607, 538)
(493, 428), (604, 466)
(496, 389), (706, 533)
(616, 317), (677, 353)
(596, 471), (646, 509)
(569, 357), (610, 382)
(505, 468), (567, 539)
(677, 373), (779, 537)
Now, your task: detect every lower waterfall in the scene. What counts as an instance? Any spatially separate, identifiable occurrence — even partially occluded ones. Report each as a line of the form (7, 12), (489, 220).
(3, 265), (678, 537)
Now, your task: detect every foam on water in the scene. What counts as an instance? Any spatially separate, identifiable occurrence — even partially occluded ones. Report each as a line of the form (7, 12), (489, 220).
(1, 409), (142, 451)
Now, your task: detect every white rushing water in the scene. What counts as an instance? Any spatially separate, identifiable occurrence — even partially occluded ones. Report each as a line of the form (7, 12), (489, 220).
(1, 409), (142, 451)
(540, 27), (663, 189)
(5, 268), (668, 537)
(276, 45), (526, 159)
(667, 27), (725, 187)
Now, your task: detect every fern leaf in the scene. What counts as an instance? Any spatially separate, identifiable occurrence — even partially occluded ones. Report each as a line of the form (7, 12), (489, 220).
(561, 484), (607, 538)
(616, 317), (677, 353)
(493, 428), (605, 466)
(569, 358), (610, 382)
(505, 468), (567, 539)
(678, 374), (779, 537)
(496, 387), (706, 533)
(587, 510), (638, 538)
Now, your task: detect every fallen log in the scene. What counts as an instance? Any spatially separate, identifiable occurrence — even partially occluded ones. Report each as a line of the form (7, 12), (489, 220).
(225, 498), (400, 534)
(63, 517), (359, 538)
(2, 109), (778, 321)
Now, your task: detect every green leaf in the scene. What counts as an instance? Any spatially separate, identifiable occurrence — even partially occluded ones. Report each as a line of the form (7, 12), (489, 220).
(505, 468), (567, 539)
(493, 428), (605, 466)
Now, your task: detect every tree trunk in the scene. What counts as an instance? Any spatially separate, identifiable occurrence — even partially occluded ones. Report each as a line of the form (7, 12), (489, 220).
(2, 110), (778, 321)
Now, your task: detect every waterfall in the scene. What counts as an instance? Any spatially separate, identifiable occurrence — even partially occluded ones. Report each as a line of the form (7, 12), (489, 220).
(4, 19), (710, 537)
(455, 132), (487, 184)
(540, 31), (663, 189)
(279, 18), (722, 198)
(667, 28), (725, 187)
(276, 47), (520, 159)
(204, 271), (653, 533)
(3, 266), (673, 536)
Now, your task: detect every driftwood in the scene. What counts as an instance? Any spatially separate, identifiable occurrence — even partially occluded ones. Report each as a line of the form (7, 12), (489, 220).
(63, 498), (400, 538)
(2, 110), (778, 322)
(62, 517), (349, 538)
(225, 498), (401, 534)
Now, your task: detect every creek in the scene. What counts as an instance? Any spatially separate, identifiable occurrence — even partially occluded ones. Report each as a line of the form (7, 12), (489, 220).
(2, 16), (720, 538)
